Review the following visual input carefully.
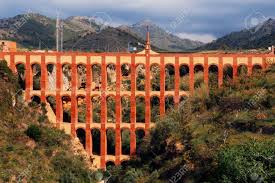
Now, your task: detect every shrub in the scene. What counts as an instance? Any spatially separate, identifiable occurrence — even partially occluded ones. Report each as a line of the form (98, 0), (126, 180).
(212, 140), (275, 183)
(25, 124), (42, 141)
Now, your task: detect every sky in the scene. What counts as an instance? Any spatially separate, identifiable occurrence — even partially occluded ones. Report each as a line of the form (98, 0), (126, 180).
(0, 0), (274, 43)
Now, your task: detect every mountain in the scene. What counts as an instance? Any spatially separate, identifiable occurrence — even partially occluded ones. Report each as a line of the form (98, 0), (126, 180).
(199, 18), (275, 50)
(119, 19), (204, 52)
(63, 26), (161, 52)
(0, 14), (162, 52)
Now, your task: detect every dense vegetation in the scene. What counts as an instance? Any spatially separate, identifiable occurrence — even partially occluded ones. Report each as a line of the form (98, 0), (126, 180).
(107, 65), (275, 182)
(0, 60), (105, 182)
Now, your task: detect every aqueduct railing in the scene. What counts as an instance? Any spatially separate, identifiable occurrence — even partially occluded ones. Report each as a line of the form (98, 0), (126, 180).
(0, 51), (273, 168)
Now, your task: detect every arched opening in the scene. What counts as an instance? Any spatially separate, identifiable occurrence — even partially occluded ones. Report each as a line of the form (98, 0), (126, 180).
(106, 161), (115, 170)
(179, 64), (189, 91)
(136, 64), (145, 91)
(165, 64), (175, 91)
(223, 64), (233, 84)
(237, 65), (248, 76)
(77, 64), (86, 90)
(77, 96), (86, 123)
(121, 64), (131, 91)
(106, 129), (115, 155)
(121, 128), (130, 155)
(165, 95), (174, 112)
(62, 64), (71, 91)
(92, 96), (101, 123)
(16, 63), (26, 90)
(62, 96), (71, 123)
(32, 64), (41, 90)
(252, 64), (262, 75)
(107, 64), (116, 91)
(46, 95), (56, 114)
(91, 128), (100, 155)
(136, 129), (145, 154)
(107, 96), (116, 123)
(47, 64), (56, 91)
(76, 128), (86, 149)
(151, 64), (160, 91)
(209, 65), (218, 88)
(121, 96), (130, 123)
(194, 64), (204, 88)
(30, 95), (41, 106)
(136, 96), (145, 123)
(92, 64), (101, 91)
(151, 96), (160, 122)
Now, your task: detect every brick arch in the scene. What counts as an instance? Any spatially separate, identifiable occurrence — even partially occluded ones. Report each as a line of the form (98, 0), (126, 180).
(208, 64), (219, 88)
(237, 64), (248, 76)
(150, 63), (160, 91)
(76, 128), (86, 149)
(252, 64), (263, 74)
(6, 52), (272, 169)
(91, 128), (101, 155)
(31, 63), (41, 90)
(136, 63), (146, 91)
(165, 63), (175, 91)
(121, 128), (130, 155)
(151, 95), (160, 122)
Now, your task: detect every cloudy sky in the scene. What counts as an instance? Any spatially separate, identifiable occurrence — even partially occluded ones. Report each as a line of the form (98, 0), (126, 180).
(0, 0), (274, 43)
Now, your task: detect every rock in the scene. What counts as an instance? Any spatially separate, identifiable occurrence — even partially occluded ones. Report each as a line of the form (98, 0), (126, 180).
(26, 139), (36, 150)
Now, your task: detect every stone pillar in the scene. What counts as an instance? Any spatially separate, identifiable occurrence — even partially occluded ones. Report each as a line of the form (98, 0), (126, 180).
(56, 54), (62, 129)
(218, 56), (223, 88)
(174, 56), (180, 107)
(248, 56), (253, 76)
(25, 54), (31, 101)
(204, 56), (209, 89)
(233, 56), (238, 80)
(10, 53), (16, 73)
(189, 57), (194, 94)
(160, 56), (165, 115)
(145, 54), (151, 135)
(115, 56), (122, 165)
(130, 55), (136, 156)
(41, 54), (46, 102)
(71, 54), (77, 138)
(86, 55), (92, 156)
(100, 56), (107, 169)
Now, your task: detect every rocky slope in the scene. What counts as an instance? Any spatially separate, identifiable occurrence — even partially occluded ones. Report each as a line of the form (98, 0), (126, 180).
(199, 18), (275, 50)
(119, 19), (204, 52)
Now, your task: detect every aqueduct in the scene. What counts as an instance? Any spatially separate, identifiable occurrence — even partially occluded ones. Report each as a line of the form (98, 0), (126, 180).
(0, 34), (274, 169)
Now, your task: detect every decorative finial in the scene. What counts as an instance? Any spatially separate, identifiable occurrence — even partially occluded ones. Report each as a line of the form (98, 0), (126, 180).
(145, 25), (150, 51)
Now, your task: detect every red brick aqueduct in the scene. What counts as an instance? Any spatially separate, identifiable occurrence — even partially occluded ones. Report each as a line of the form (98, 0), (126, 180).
(0, 34), (274, 169)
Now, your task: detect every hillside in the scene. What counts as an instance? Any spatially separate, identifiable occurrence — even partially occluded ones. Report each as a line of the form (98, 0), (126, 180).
(0, 60), (107, 182)
(0, 14), (162, 52)
(107, 65), (275, 182)
(63, 26), (161, 52)
(199, 18), (275, 50)
(119, 19), (204, 52)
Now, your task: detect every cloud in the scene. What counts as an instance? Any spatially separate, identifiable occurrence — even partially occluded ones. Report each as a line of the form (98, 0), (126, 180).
(0, 0), (274, 38)
(176, 32), (216, 43)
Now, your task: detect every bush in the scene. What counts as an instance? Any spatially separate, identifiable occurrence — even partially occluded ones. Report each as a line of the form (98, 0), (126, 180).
(212, 140), (275, 183)
(25, 124), (42, 141)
